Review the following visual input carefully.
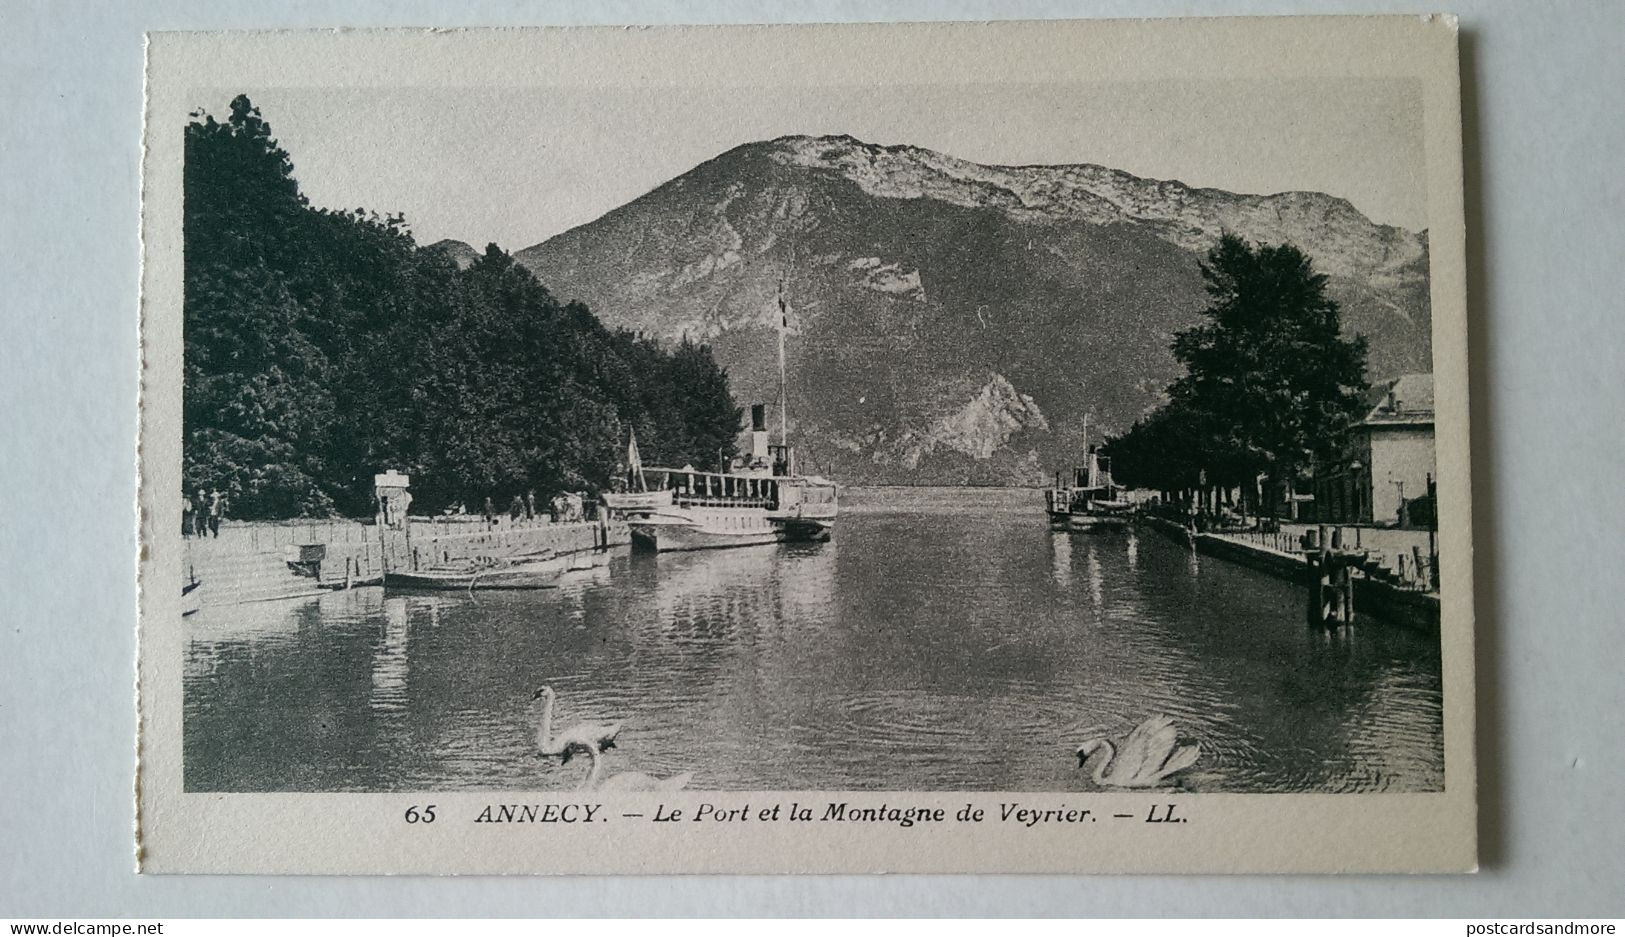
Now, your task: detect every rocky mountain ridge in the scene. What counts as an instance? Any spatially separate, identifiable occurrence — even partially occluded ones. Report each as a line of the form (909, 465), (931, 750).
(459, 135), (1431, 484)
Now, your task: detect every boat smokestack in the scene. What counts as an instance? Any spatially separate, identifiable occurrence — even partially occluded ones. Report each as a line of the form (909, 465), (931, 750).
(750, 403), (770, 461)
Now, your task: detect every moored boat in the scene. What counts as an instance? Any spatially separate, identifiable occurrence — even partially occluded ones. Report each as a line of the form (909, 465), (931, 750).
(1047, 440), (1132, 533)
(607, 407), (838, 553)
(604, 285), (839, 553)
(598, 488), (673, 513)
(385, 550), (608, 591)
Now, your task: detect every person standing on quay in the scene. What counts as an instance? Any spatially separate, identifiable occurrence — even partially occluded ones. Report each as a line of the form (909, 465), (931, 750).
(208, 488), (226, 538)
(181, 491), (194, 539)
(509, 494), (523, 524)
(484, 495), (496, 528)
(525, 490), (536, 522)
(194, 488), (208, 538)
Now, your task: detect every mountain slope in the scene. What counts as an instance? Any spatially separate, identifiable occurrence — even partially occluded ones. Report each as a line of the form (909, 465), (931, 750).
(514, 135), (1431, 484)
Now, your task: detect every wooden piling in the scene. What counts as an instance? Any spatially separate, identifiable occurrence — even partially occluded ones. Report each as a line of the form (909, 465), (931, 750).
(1304, 531), (1358, 628)
(1306, 551), (1324, 626)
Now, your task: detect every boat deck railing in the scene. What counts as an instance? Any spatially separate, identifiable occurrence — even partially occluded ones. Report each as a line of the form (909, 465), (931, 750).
(671, 493), (777, 509)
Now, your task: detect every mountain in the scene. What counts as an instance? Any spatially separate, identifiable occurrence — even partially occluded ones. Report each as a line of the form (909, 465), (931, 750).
(513, 135), (1431, 485)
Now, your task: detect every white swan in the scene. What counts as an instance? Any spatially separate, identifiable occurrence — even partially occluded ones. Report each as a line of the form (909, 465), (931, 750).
(532, 686), (622, 762)
(1075, 714), (1200, 788)
(576, 743), (694, 792)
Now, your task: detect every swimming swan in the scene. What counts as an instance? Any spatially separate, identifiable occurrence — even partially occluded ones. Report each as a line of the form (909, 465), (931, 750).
(532, 686), (622, 762)
(1075, 714), (1200, 788)
(576, 743), (694, 792)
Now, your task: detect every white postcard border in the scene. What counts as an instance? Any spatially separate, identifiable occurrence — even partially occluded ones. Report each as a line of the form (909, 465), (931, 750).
(137, 16), (1475, 875)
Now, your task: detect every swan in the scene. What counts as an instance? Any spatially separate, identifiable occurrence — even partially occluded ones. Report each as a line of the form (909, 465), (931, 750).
(532, 686), (622, 762)
(576, 743), (694, 792)
(1075, 714), (1200, 788)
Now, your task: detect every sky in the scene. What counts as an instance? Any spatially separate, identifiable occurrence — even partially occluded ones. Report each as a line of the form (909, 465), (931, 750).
(211, 78), (1427, 250)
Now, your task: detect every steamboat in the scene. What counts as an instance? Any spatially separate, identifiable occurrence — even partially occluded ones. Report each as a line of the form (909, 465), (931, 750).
(602, 406), (838, 552)
(601, 286), (838, 552)
(1046, 442), (1133, 532)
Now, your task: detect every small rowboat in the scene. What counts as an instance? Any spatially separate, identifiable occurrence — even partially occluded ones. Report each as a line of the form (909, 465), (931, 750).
(386, 550), (609, 591)
(601, 488), (673, 513)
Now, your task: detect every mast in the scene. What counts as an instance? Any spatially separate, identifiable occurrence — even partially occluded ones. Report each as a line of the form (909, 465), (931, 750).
(1081, 412), (1091, 488)
(777, 280), (789, 451)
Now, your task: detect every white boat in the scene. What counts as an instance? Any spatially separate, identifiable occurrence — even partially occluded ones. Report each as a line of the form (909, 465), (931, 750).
(1047, 433), (1132, 533)
(621, 469), (837, 552)
(607, 418), (838, 553)
(599, 488), (673, 513)
(386, 550), (608, 591)
(604, 286), (838, 553)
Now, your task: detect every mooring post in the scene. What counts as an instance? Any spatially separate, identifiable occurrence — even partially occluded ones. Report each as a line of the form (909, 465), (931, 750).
(1305, 551), (1321, 626)
(1340, 563), (1354, 623)
(1321, 525), (1335, 626)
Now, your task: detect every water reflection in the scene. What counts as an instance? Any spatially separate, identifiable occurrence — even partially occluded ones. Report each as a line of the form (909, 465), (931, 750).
(370, 597), (410, 714)
(184, 488), (1443, 793)
(1048, 531), (1072, 588)
(1085, 541), (1104, 613)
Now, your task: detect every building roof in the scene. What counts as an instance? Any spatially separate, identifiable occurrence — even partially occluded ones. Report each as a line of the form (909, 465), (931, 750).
(1362, 373), (1434, 426)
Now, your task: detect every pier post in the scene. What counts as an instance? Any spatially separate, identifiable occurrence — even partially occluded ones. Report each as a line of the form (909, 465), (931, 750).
(1306, 551), (1322, 626)
(1339, 562), (1354, 623)
(374, 470), (412, 574)
(1303, 523), (1358, 628)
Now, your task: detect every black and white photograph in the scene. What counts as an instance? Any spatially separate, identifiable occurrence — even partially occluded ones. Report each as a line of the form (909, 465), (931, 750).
(135, 17), (1477, 874)
(19, 0), (1625, 919)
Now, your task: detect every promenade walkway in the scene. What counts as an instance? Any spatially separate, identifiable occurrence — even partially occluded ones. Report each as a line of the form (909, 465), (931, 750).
(1143, 517), (1441, 629)
(1209, 522), (1438, 591)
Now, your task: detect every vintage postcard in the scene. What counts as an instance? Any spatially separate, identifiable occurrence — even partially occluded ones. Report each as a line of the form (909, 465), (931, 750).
(137, 16), (1475, 874)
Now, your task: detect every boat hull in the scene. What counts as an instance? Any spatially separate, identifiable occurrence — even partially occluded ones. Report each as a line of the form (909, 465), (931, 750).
(386, 552), (608, 591)
(1066, 512), (1131, 533)
(630, 510), (833, 553)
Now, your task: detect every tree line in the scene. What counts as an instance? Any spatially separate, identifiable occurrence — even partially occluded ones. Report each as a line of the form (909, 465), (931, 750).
(184, 95), (741, 519)
(1104, 232), (1371, 511)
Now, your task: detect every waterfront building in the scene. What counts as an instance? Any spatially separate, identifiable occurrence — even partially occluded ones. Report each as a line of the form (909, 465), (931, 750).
(1313, 373), (1436, 526)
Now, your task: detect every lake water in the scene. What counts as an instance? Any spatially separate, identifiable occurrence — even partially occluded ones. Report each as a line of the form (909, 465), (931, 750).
(184, 487), (1444, 793)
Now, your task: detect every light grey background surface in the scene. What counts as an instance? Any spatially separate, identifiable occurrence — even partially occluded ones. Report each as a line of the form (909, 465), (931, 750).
(2, 0), (1621, 918)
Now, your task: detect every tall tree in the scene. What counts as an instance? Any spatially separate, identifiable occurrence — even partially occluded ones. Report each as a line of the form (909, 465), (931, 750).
(1109, 233), (1368, 500)
(183, 95), (337, 516)
(183, 96), (745, 519)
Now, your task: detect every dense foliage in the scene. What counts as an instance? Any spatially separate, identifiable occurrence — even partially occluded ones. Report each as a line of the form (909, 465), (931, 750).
(183, 95), (741, 518)
(1106, 233), (1369, 500)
